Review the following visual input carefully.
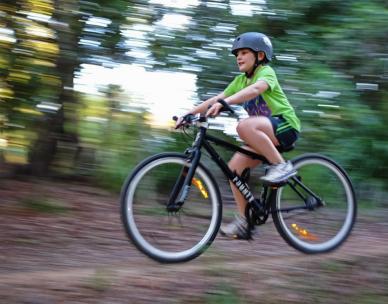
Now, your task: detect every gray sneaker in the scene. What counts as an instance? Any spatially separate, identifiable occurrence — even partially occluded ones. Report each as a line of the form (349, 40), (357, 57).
(220, 214), (251, 240)
(260, 161), (297, 185)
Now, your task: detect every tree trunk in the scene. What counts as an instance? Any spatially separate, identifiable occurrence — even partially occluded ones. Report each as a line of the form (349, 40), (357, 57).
(28, 0), (81, 176)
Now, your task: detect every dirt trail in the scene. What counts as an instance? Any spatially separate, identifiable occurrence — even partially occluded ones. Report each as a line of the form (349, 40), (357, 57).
(1, 179), (388, 303)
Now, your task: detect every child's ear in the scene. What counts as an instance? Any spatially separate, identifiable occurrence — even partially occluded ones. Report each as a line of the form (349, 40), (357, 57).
(258, 52), (265, 61)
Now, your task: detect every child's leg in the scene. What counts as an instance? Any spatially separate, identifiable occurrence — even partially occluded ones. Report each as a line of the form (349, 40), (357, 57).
(228, 148), (261, 216)
(236, 116), (283, 164)
(237, 116), (297, 185)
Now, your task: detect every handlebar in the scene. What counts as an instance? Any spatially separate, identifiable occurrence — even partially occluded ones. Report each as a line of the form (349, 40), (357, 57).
(173, 99), (237, 129)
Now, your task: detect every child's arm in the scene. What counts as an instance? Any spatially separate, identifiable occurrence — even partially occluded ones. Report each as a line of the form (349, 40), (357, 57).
(225, 80), (268, 106)
(206, 80), (269, 117)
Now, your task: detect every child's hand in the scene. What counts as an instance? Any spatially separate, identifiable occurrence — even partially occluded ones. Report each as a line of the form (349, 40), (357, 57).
(206, 103), (223, 117)
(174, 116), (184, 129)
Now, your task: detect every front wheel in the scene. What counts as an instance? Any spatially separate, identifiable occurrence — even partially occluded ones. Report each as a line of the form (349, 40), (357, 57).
(121, 152), (222, 263)
(271, 154), (357, 254)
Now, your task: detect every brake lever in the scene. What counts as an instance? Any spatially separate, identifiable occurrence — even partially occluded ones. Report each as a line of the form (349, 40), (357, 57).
(172, 114), (197, 129)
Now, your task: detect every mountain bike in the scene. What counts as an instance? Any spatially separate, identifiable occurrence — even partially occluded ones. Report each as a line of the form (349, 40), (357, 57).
(120, 102), (357, 263)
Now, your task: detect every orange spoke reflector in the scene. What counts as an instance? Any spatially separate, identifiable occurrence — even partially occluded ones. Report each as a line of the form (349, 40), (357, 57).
(291, 223), (318, 241)
(192, 178), (208, 199)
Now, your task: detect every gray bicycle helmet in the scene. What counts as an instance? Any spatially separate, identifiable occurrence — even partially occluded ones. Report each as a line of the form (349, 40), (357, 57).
(231, 32), (273, 62)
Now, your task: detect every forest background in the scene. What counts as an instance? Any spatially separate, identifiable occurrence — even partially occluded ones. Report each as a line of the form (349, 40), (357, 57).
(1, 0), (387, 206)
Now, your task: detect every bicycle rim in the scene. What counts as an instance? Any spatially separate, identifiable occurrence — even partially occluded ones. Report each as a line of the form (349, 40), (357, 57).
(122, 154), (221, 263)
(273, 154), (356, 253)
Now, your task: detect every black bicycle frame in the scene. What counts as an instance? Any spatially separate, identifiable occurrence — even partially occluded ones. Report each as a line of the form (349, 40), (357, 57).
(202, 134), (266, 204)
(168, 126), (266, 210)
(168, 126), (323, 213)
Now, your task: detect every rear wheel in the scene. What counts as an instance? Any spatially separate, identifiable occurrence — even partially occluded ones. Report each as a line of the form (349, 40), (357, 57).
(121, 152), (222, 263)
(271, 154), (356, 254)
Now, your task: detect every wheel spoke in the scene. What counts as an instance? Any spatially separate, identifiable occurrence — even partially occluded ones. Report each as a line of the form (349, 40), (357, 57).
(121, 153), (221, 263)
(272, 154), (356, 254)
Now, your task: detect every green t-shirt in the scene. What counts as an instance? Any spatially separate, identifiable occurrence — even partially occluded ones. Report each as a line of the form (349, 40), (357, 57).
(224, 65), (301, 132)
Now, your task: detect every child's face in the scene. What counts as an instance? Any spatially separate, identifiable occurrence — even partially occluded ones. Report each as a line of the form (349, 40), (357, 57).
(235, 48), (256, 73)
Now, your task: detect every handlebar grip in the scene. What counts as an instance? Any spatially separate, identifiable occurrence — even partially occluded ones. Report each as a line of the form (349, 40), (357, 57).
(172, 116), (178, 121)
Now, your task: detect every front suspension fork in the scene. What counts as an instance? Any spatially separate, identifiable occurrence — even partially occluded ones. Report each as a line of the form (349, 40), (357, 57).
(166, 149), (201, 212)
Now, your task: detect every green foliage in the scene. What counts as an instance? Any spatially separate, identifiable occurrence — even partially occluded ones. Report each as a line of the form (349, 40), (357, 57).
(76, 94), (146, 191)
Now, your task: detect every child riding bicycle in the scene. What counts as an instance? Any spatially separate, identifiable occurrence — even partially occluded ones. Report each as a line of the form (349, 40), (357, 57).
(175, 32), (301, 239)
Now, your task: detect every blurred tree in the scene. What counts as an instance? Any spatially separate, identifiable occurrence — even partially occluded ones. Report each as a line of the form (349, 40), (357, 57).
(30, 0), (132, 175)
(0, 0), (133, 175)
(1, 0), (387, 199)
(0, 0), (61, 173)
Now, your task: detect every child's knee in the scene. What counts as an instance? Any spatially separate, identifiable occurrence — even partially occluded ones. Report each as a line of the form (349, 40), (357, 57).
(236, 120), (252, 138)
